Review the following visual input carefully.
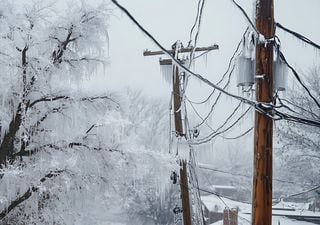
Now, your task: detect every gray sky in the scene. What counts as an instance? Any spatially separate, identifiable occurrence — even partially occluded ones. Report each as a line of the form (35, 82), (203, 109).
(86, 0), (320, 99)
(84, 0), (320, 156)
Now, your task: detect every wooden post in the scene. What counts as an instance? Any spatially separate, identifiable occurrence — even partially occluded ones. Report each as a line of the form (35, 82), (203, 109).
(180, 160), (192, 225)
(223, 208), (238, 225)
(172, 64), (184, 136)
(252, 1), (275, 225)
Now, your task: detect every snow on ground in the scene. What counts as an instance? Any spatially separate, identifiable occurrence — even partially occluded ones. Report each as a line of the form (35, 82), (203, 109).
(202, 194), (320, 225)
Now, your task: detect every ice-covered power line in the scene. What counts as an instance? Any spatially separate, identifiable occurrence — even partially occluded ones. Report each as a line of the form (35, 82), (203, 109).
(192, 106), (251, 145)
(222, 127), (253, 140)
(198, 164), (313, 187)
(283, 185), (320, 199)
(276, 22), (320, 50)
(279, 51), (320, 109)
(230, 0), (257, 34)
(277, 97), (319, 120)
(188, 0), (206, 59)
(111, 0), (320, 130)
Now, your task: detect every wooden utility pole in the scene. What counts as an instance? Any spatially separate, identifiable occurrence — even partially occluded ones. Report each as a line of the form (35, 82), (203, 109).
(143, 43), (218, 225)
(252, 1), (275, 225)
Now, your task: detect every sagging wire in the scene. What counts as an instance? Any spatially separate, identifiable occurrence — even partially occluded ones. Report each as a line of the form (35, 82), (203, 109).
(230, 0), (257, 34)
(276, 22), (320, 50)
(222, 127), (253, 140)
(278, 51), (320, 109)
(193, 65), (236, 129)
(111, 0), (320, 130)
(188, 27), (248, 105)
(277, 97), (319, 120)
(192, 106), (251, 145)
(199, 164), (313, 188)
(186, 96), (215, 132)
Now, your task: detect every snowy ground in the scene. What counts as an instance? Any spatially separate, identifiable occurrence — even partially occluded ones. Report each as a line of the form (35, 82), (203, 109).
(202, 194), (320, 225)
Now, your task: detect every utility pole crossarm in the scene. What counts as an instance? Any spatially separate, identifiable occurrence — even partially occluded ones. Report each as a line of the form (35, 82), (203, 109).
(143, 44), (219, 56)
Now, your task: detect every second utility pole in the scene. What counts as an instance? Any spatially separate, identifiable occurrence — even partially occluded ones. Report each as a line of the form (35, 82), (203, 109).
(252, 1), (275, 225)
(143, 43), (218, 225)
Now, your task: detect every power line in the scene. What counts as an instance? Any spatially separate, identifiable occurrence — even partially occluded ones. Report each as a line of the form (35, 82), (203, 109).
(198, 164), (312, 187)
(192, 106), (251, 145)
(188, 0), (205, 47)
(186, 0), (206, 73)
(111, 0), (320, 130)
(110, 0), (259, 107)
(283, 185), (320, 199)
(230, 0), (257, 34)
(222, 127), (253, 140)
(276, 22), (320, 50)
(189, 27), (248, 105)
(279, 51), (320, 109)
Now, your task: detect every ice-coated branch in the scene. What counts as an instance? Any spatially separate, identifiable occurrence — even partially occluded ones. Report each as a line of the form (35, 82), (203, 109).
(0, 170), (64, 220)
(29, 95), (119, 108)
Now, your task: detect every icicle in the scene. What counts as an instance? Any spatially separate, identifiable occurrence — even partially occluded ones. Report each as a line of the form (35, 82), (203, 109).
(160, 64), (173, 84)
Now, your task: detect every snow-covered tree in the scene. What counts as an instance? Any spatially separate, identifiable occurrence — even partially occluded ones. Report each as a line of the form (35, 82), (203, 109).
(276, 66), (320, 190)
(0, 0), (112, 166)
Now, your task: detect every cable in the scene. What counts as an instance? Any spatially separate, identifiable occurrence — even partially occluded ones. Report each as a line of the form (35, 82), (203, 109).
(198, 165), (312, 187)
(276, 22), (320, 50)
(188, 0), (204, 47)
(111, 0), (320, 130)
(277, 97), (319, 120)
(186, 97), (215, 132)
(188, 0), (205, 52)
(283, 185), (320, 199)
(110, 0), (259, 107)
(189, 27), (248, 105)
(194, 65), (236, 128)
(222, 127), (253, 140)
(192, 106), (251, 145)
(230, 0), (257, 34)
(279, 51), (320, 109)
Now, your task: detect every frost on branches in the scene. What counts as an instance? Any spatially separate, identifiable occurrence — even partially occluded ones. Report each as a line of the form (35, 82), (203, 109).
(277, 67), (320, 195)
(0, 0), (111, 165)
(0, 1), (177, 224)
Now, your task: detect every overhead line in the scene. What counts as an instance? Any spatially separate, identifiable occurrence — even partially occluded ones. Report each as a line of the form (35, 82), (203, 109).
(111, 0), (320, 129)
(276, 22), (320, 50)
(279, 51), (320, 109)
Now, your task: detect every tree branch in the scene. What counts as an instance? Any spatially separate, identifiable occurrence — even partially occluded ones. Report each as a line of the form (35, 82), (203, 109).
(0, 170), (64, 220)
(29, 95), (120, 109)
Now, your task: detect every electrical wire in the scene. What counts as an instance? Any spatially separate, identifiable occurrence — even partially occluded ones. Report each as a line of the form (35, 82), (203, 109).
(192, 106), (251, 145)
(198, 165), (312, 187)
(189, 27), (248, 105)
(277, 97), (319, 120)
(186, 97), (215, 132)
(188, 0), (206, 67)
(283, 185), (320, 199)
(194, 65), (236, 128)
(279, 51), (320, 109)
(276, 22), (320, 50)
(110, 0), (259, 106)
(111, 0), (320, 130)
(230, 0), (257, 34)
(188, 0), (204, 47)
(222, 127), (253, 140)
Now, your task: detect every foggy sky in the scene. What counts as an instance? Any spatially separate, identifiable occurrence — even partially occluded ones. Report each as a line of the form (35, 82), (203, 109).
(87, 0), (320, 99)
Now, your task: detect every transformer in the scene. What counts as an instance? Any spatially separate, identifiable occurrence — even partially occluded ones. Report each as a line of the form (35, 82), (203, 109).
(236, 55), (254, 87)
(273, 59), (288, 91)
